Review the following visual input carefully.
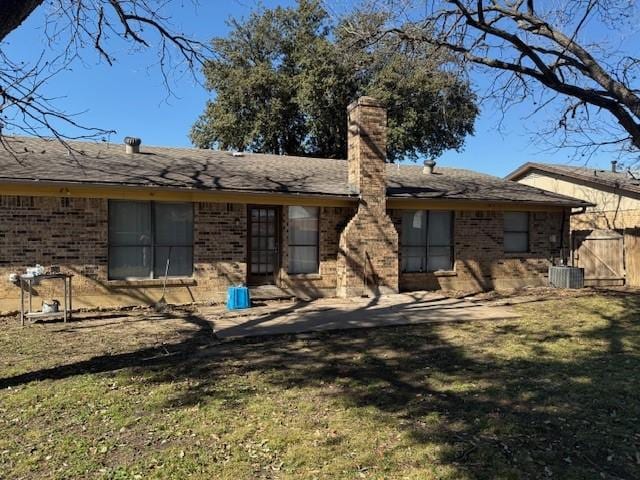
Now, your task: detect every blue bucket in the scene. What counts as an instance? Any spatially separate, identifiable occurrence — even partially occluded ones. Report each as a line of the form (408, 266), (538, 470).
(227, 286), (251, 310)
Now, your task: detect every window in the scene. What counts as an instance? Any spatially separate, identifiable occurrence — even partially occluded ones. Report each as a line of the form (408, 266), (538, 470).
(504, 212), (529, 253)
(401, 210), (454, 272)
(108, 201), (193, 279)
(288, 206), (319, 274)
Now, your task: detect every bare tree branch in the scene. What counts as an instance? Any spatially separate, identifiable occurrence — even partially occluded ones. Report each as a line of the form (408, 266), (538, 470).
(346, 0), (640, 158)
(0, 0), (211, 148)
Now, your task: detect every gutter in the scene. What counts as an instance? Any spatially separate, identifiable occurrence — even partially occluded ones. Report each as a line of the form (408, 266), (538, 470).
(0, 177), (357, 199)
(0, 178), (592, 209)
(386, 196), (591, 210)
(0, 179), (359, 207)
(569, 206), (588, 216)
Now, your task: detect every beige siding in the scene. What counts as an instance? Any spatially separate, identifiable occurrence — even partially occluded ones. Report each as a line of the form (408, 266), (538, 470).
(517, 172), (640, 230)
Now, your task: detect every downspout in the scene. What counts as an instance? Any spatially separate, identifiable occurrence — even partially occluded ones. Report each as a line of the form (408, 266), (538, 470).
(559, 208), (566, 265)
(362, 250), (369, 298)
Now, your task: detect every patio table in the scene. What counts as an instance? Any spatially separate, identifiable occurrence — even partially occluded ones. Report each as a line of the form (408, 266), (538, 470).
(19, 273), (73, 326)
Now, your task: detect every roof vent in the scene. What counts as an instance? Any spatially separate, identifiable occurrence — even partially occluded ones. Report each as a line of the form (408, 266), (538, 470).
(232, 151), (245, 157)
(124, 137), (141, 154)
(423, 159), (436, 175)
(611, 160), (618, 173)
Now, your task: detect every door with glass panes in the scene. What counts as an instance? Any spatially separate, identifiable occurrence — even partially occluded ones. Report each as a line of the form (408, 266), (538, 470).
(247, 206), (281, 285)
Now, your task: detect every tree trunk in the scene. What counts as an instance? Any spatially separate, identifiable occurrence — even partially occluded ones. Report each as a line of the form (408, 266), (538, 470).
(0, 0), (44, 42)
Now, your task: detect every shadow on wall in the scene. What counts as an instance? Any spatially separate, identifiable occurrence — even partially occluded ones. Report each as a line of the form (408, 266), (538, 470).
(398, 260), (496, 293)
(336, 201), (399, 296)
(278, 276), (330, 300)
(459, 258), (495, 291)
(568, 181), (635, 231)
(1, 292), (639, 478)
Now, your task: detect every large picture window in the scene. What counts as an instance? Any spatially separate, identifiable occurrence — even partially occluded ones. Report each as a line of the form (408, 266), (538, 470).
(288, 206), (319, 274)
(108, 201), (193, 279)
(401, 210), (454, 272)
(504, 212), (529, 253)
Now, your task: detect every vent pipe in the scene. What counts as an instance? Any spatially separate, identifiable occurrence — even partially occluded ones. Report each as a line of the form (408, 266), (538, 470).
(611, 160), (618, 173)
(124, 137), (142, 154)
(423, 159), (436, 175)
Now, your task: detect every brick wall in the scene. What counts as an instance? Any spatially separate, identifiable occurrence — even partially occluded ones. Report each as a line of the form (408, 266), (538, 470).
(193, 202), (247, 298)
(280, 206), (355, 297)
(392, 209), (568, 292)
(0, 196), (108, 274)
(0, 196), (252, 312)
(0, 195), (357, 312)
(0, 196), (109, 312)
(0, 194), (570, 313)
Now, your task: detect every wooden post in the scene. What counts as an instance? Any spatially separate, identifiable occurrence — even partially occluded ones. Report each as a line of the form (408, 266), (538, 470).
(68, 276), (73, 320)
(20, 279), (25, 327)
(28, 278), (32, 314)
(624, 228), (640, 287)
(63, 278), (68, 323)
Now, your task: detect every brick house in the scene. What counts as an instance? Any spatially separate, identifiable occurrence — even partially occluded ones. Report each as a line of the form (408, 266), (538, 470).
(0, 97), (587, 312)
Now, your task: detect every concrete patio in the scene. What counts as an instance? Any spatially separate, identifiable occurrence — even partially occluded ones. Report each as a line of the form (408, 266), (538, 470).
(199, 291), (520, 339)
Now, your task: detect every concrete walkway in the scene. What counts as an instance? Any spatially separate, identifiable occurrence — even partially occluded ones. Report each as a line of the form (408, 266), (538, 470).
(199, 291), (519, 339)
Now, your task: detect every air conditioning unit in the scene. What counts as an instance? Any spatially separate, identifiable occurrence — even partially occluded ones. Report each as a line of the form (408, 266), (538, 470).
(549, 266), (584, 289)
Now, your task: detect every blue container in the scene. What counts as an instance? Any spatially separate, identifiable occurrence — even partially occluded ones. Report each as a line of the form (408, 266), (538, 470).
(227, 286), (251, 310)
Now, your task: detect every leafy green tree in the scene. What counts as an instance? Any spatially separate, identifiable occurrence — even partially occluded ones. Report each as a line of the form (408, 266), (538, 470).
(191, 0), (478, 162)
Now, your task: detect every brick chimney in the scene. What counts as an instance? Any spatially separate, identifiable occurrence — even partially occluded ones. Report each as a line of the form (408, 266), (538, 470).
(336, 97), (399, 297)
(347, 97), (387, 201)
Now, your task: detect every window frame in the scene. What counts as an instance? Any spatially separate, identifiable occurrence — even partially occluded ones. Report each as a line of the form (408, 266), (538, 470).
(108, 200), (194, 280)
(400, 210), (455, 273)
(503, 211), (530, 254)
(287, 206), (320, 275)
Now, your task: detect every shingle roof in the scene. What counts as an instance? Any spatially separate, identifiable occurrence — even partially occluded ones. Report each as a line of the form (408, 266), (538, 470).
(0, 136), (588, 207)
(505, 162), (640, 197)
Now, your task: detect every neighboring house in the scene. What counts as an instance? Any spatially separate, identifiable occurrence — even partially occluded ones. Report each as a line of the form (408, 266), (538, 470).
(506, 162), (640, 286)
(0, 97), (588, 312)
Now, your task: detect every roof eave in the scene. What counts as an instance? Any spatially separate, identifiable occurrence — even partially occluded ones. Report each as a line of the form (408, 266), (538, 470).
(386, 196), (591, 210)
(0, 177), (593, 208)
(505, 163), (640, 197)
(504, 162), (537, 181)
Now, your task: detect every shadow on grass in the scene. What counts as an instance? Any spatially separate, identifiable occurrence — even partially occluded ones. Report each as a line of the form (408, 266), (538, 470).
(0, 309), (216, 387)
(1, 293), (639, 478)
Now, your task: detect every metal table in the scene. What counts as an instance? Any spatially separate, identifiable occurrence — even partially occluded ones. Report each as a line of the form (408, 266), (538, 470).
(19, 273), (73, 326)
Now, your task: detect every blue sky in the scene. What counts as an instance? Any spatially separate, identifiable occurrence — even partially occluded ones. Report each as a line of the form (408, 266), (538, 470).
(2, 0), (631, 176)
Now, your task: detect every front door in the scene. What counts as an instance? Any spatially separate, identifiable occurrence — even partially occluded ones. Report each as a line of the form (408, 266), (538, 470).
(247, 206), (281, 285)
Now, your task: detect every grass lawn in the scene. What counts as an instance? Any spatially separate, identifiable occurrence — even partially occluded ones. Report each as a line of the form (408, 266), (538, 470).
(0, 291), (639, 479)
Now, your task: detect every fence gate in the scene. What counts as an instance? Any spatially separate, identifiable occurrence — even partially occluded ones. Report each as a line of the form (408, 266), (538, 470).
(572, 230), (625, 286)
